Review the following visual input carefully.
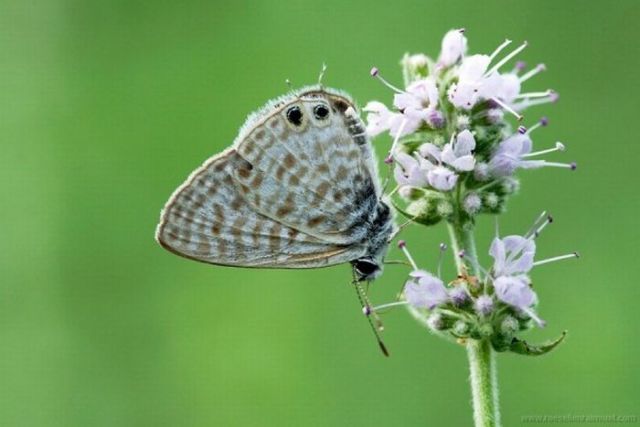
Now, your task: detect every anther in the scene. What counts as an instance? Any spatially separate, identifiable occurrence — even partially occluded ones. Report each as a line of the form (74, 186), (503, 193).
(525, 117), (549, 135)
(522, 141), (567, 158)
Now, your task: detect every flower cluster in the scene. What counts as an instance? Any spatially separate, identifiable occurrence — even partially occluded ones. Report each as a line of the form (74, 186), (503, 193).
(368, 214), (576, 354)
(365, 29), (575, 226)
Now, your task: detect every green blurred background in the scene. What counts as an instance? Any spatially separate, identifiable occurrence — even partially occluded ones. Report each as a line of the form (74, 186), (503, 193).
(1, 1), (638, 425)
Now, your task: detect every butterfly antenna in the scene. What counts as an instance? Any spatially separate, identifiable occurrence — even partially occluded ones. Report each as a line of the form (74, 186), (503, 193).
(351, 274), (389, 357)
(318, 63), (327, 87)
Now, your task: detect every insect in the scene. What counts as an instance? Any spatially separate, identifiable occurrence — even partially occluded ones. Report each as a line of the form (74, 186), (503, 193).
(155, 84), (396, 355)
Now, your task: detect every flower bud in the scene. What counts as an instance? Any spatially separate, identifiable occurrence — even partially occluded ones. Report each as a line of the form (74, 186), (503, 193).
(473, 162), (490, 182)
(406, 197), (442, 225)
(474, 295), (494, 316)
(500, 316), (519, 335)
(463, 192), (482, 215)
(427, 313), (445, 331)
(501, 177), (520, 194)
(453, 320), (470, 336)
(449, 286), (470, 307)
(401, 53), (430, 85)
(478, 323), (494, 338)
(437, 200), (453, 218)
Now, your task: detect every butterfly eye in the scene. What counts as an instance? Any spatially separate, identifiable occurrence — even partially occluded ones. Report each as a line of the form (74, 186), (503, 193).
(286, 106), (303, 126)
(313, 104), (330, 120)
(354, 258), (380, 279)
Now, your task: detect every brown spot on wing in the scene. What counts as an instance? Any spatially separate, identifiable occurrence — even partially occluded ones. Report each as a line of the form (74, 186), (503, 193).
(283, 153), (296, 168)
(307, 215), (326, 228)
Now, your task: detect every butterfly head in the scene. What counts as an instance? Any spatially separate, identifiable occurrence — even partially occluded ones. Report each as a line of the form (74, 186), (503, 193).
(353, 257), (383, 281)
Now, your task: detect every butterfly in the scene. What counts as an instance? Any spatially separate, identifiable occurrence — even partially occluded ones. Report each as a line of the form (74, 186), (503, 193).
(155, 85), (397, 354)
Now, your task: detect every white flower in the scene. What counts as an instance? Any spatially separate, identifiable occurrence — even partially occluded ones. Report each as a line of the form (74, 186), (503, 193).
(391, 78), (440, 135)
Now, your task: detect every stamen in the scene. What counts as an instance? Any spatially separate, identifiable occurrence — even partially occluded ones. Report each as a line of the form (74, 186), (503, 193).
(524, 211), (548, 239)
(518, 125), (527, 134)
(532, 252), (580, 267)
(541, 161), (577, 170)
(515, 90), (553, 100)
(486, 41), (528, 75)
(525, 116), (549, 134)
(370, 67), (404, 93)
(522, 142), (566, 157)
(519, 63), (546, 83)
(505, 213), (553, 266)
(532, 214), (553, 238)
(388, 117), (408, 159)
(512, 91), (559, 110)
(398, 240), (419, 271)
(369, 301), (408, 313)
(488, 39), (512, 62)
(490, 97), (523, 120)
(522, 307), (546, 328)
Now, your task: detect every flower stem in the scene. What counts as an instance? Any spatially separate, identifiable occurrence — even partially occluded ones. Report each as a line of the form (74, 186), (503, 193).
(448, 219), (501, 427)
(467, 338), (500, 427)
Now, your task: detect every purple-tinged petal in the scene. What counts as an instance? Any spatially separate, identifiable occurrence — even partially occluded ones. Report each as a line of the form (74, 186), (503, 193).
(404, 271), (448, 309)
(427, 166), (458, 191)
(438, 29), (468, 67)
(493, 275), (537, 309)
(455, 130), (476, 155)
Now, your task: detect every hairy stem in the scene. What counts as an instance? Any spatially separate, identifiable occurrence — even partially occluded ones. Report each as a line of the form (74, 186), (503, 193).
(467, 338), (500, 427)
(448, 220), (501, 427)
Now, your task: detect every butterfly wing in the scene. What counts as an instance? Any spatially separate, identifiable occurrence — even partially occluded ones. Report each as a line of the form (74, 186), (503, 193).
(156, 87), (389, 269)
(155, 148), (362, 268)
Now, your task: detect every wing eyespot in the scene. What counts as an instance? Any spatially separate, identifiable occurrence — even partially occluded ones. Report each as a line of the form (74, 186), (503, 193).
(313, 104), (330, 120)
(286, 106), (303, 126)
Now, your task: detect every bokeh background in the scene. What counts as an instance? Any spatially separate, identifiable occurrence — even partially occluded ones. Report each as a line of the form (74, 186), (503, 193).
(1, 1), (638, 425)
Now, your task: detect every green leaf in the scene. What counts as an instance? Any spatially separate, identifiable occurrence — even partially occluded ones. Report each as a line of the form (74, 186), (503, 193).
(508, 331), (567, 356)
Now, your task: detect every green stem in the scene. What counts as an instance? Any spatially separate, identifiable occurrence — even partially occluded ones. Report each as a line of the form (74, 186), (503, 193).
(448, 220), (501, 427)
(467, 339), (500, 427)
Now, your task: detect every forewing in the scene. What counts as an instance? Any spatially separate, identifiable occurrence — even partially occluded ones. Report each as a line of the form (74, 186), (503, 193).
(155, 150), (363, 268)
